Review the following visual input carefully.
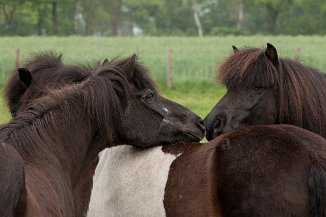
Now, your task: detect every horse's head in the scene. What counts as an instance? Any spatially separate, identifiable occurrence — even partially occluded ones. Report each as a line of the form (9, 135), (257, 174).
(5, 52), (89, 116)
(94, 54), (205, 147)
(205, 43), (280, 140)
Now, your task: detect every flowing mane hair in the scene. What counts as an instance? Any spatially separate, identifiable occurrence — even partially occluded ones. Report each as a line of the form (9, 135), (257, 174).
(0, 55), (157, 159)
(5, 52), (90, 115)
(218, 47), (326, 138)
(103, 55), (157, 92)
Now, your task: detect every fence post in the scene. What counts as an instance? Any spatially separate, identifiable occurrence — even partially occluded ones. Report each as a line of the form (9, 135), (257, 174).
(294, 48), (301, 62)
(16, 48), (20, 68)
(166, 48), (173, 89)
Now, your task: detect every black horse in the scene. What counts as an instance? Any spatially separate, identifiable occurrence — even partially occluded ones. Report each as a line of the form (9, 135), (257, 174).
(205, 43), (326, 140)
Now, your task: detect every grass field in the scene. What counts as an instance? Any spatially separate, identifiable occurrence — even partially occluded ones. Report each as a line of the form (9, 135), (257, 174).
(1, 36), (326, 123)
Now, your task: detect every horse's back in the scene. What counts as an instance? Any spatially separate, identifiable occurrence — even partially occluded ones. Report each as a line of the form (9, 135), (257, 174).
(214, 124), (326, 217)
(0, 142), (25, 217)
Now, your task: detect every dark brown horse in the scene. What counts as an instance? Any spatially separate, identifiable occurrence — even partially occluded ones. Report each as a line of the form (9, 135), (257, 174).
(204, 43), (326, 140)
(87, 124), (326, 217)
(1, 54), (204, 217)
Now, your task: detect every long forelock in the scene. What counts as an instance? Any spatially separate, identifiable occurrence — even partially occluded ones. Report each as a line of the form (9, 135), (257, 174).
(82, 56), (159, 143)
(218, 48), (278, 89)
(83, 67), (128, 144)
(110, 57), (158, 93)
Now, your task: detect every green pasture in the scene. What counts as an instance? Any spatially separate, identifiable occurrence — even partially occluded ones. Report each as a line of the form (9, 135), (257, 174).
(1, 36), (326, 124)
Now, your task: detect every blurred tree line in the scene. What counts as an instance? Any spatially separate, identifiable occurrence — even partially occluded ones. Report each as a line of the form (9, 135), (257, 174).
(0, 0), (325, 36)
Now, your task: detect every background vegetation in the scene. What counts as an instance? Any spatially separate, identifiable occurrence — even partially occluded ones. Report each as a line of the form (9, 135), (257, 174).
(0, 0), (326, 36)
(1, 36), (326, 124)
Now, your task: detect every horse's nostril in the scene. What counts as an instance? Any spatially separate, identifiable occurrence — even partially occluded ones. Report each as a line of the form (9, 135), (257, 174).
(205, 130), (214, 141)
(204, 116), (225, 140)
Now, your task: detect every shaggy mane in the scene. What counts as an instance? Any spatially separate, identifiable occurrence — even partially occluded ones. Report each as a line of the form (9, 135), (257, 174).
(5, 52), (90, 116)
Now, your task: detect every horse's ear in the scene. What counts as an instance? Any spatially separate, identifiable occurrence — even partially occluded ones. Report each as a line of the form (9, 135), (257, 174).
(232, 45), (239, 53)
(122, 54), (138, 81)
(265, 43), (278, 66)
(18, 68), (32, 88)
(102, 59), (109, 66)
(130, 53), (138, 62)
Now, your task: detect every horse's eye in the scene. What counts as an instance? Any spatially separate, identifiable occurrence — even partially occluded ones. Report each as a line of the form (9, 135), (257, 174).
(143, 90), (155, 101)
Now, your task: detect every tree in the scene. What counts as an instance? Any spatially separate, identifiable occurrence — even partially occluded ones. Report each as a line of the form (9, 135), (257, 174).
(73, 0), (85, 35)
(247, 0), (293, 33)
(0, 0), (24, 29)
(0, 0), (325, 36)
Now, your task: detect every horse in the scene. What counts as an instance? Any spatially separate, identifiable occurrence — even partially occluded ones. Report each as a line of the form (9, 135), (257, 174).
(87, 124), (326, 217)
(204, 43), (326, 140)
(1, 53), (205, 217)
(8, 52), (326, 217)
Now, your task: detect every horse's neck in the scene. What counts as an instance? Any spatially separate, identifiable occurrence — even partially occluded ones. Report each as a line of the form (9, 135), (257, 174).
(73, 155), (100, 217)
(53, 105), (101, 185)
(72, 133), (109, 217)
(55, 83), (111, 184)
(7, 95), (95, 183)
(18, 105), (98, 216)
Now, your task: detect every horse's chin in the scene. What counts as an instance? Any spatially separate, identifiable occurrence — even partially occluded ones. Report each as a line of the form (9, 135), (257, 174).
(168, 132), (203, 144)
(153, 119), (203, 144)
(146, 132), (202, 147)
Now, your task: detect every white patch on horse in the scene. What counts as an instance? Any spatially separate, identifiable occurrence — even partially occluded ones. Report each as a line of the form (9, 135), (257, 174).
(162, 119), (172, 124)
(87, 145), (177, 217)
(162, 107), (169, 114)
